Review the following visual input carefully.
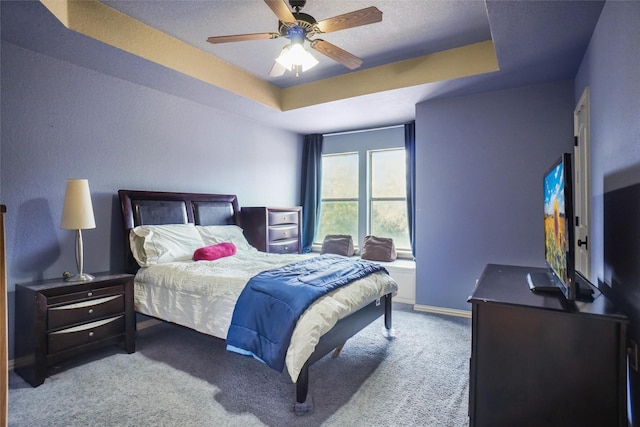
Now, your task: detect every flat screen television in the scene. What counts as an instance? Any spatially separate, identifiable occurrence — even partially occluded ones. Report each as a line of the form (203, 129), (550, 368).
(528, 153), (577, 300)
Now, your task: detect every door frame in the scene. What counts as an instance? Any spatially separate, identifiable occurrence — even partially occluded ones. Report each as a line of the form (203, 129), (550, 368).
(573, 87), (591, 279)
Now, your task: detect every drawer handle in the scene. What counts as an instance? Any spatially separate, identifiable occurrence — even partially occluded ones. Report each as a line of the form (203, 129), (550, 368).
(88, 309), (94, 314)
(87, 292), (93, 297)
(50, 295), (120, 311)
(50, 316), (123, 334)
(89, 331), (94, 337)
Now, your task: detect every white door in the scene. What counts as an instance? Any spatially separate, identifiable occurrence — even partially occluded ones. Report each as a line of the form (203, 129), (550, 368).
(574, 87), (591, 278)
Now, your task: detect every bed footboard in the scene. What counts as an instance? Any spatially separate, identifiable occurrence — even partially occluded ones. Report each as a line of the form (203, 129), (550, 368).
(294, 293), (393, 414)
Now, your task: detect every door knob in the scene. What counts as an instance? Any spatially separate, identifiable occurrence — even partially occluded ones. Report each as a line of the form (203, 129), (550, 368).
(577, 236), (588, 250)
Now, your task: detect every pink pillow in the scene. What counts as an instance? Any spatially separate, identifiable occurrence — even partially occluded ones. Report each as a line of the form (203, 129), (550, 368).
(193, 242), (237, 261)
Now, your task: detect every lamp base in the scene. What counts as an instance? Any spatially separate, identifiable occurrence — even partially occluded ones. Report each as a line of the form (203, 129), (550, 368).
(64, 272), (94, 282)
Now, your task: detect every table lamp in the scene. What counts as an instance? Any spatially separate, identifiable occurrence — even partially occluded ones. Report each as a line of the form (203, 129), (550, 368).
(61, 179), (96, 281)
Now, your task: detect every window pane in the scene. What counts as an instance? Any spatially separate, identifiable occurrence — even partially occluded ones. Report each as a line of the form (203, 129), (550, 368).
(371, 200), (411, 250)
(322, 153), (358, 199)
(316, 201), (358, 243)
(371, 149), (406, 198)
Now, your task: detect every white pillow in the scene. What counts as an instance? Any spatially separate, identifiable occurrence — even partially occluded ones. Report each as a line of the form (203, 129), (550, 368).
(129, 224), (205, 267)
(196, 225), (255, 252)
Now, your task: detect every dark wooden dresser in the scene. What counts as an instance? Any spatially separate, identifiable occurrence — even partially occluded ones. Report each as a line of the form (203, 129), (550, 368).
(240, 206), (302, 254)
(468, 264), (628, 427)
(14, 273), (135, 387)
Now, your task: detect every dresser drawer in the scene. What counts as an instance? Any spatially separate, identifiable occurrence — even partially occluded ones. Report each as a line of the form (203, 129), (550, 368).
(269, 224), (298, 242)
(48, 294), (125, 330)
(48, 315), (125, 355)
(268, 211), (299, 226)
(268, 239), (300, 254)
(47, 285), (124, 306)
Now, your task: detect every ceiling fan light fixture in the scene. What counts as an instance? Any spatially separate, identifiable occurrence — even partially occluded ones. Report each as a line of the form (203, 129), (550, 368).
(275, 42), (318, 76)
(207, 0), (380, 76)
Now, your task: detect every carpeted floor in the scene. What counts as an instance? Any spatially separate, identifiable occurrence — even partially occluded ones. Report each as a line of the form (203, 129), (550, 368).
(8, 305), (471, 426)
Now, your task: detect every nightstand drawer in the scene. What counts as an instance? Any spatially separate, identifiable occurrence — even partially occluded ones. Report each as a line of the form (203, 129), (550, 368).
(269, 224), (298, 242)
(48, 294), (125, 330)
(268, 211), (299, 226)
(268, 239), (300, 254)
(48, 315), (125, 354)
(47, 285), (123, 306)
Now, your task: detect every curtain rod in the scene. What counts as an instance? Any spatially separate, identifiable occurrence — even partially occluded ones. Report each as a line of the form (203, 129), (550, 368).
(323, 124), (404, 137)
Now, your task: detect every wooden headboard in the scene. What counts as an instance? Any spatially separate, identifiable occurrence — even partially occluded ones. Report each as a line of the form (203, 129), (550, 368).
(118, 190), (241, 273)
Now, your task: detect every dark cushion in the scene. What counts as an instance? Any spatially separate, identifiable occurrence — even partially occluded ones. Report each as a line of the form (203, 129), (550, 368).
(360, 235), (397, 262)
(193, 242), (237, 261)
(320, 234), (355, 256)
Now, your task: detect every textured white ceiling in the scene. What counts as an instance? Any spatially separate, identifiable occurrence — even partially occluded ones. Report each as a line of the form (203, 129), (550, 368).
(102, 0), (493, 88)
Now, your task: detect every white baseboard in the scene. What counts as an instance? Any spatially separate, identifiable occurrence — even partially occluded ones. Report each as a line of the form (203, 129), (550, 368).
(393, 296), (416, 305)
(413, 304), (472, 319)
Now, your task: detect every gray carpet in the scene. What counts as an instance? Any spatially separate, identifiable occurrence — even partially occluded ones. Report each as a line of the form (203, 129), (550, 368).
(8, 305), (471, 426)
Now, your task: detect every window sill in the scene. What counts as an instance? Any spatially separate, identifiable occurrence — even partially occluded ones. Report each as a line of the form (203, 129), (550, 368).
(309, 245), (414, 261)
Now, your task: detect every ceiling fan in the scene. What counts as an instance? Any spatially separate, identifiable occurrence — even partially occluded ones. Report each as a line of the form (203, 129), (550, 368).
(206, 0), (383, 77)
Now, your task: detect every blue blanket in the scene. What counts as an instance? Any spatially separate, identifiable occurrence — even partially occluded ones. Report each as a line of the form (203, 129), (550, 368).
(226, 254), (388, 372)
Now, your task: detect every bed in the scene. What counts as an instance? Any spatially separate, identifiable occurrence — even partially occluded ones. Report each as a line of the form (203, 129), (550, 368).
(118, 189), (397, 413)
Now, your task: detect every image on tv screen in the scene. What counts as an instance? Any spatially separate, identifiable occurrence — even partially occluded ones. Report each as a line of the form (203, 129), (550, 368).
(544, 161), (568, 284)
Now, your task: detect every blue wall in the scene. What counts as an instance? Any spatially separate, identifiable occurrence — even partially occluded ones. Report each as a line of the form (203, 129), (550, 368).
(574, 1), (640, 423)
(1, 41), (302, 357)
(1, 41), (303, 287)
(414, 81), (575, 311)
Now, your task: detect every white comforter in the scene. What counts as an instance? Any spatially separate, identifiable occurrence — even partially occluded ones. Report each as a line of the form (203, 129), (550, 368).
(134, 249), (398, 382)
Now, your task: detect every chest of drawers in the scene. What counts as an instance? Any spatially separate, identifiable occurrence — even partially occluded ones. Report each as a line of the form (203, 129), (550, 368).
(468, 264), (628, 426)
(14, 273), (135, 387)
(240, 207), (302, 254)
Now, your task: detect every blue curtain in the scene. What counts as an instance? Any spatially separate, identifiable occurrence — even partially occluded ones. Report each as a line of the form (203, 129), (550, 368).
(405, 122), (416, 258)
(300, 134), (323, 253)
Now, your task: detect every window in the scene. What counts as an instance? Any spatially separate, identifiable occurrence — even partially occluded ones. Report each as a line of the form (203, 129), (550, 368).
(316, 153), (358, 240)
(316, 146), (410, 252)
(370, 149), (411, 250)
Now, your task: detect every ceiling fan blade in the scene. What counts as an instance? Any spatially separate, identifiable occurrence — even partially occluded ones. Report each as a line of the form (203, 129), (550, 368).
(269, 61), (287, 77)
(316, 6), (382, 33)
(207, 33), (280, 44)
(264, 0), (296, 24)
(311, 39), (363, 70)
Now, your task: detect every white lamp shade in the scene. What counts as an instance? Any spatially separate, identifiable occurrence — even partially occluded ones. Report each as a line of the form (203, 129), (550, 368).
(61, 179), (96, 230)
(275, 43), (319, 72)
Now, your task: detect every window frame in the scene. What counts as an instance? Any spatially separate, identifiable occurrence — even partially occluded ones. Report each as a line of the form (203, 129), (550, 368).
(314, 126), (411, 257)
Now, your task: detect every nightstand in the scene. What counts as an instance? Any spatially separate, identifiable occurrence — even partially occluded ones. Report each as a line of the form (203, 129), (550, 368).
(14, 273), (135, 387)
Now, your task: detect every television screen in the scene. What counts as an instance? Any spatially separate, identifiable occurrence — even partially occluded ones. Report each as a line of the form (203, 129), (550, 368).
(543, 153), (576, 300)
